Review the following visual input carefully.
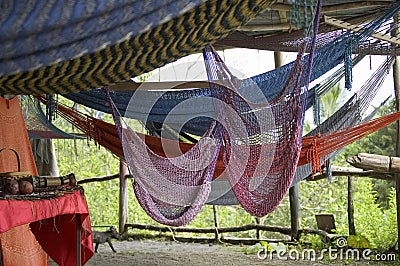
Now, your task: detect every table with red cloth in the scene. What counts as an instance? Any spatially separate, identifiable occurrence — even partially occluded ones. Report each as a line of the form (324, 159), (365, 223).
(0, 189), (94, 265)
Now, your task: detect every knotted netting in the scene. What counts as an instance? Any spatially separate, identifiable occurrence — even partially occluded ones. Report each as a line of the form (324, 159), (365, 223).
(103, 89), (221, 226)
(292, 56), (395, 185)
(122, 125), (220, 226)
(200, 0), (321, 217)
(202, 43), (310, 216)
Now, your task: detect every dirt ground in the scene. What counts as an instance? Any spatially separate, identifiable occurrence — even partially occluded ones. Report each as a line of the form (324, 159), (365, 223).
(80, 239), (392, 266)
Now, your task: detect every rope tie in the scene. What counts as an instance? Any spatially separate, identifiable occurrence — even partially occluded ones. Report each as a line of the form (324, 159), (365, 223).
(307, 133), (322, 178)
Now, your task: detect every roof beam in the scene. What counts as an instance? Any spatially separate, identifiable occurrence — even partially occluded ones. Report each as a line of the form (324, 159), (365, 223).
(108, 80), (211, 91)
(239, 23), (297, 32)
(324, 15), (400, 46)
(270, 1), (388, 14)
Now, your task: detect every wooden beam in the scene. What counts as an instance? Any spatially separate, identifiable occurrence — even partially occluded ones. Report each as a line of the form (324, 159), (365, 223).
(212, 205), (220, 240)
(77, 173), (133, 185)
(239, 23), (296, 32)
(124, 222), (337, 241)
(270, 2), (388, 14)
(307, 165), (395, 181)
(126, 233), (292, 245)
(289, 186), (301, 241)
(76, 214), (81, 266)
(277, 0), (288, 24)
(108, 80), (211, 91)
(346, 153), (400, 172)
(324, 16), (400, 46)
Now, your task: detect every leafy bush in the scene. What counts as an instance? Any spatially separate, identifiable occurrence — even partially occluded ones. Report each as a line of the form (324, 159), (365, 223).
(353, 180), (397, 250)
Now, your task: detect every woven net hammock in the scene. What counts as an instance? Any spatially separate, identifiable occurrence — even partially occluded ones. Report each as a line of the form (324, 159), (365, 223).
(106, 90), (222, 226)
(38, 88), (400, 216)
(122, 125), (220, 225)
(61, 1), (400, 137)
(299, 111), (400, 175)
(201, 41), (312, 216)
(292, 56), (395, 185)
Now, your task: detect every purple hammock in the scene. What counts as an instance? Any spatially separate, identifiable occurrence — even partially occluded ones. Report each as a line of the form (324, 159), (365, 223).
(106, 1), (321, 225)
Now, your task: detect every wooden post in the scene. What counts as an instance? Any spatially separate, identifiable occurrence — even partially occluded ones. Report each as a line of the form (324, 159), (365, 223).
(119, 160), (129, 235)
(274, 50), (301, 240)
(289, 186), (301, 240)
(274, 51), (283, 69)
(255, 217), (261, 240)
(393, 13), (400, 251)
(347, 176), (356, 235)
(212, 205), (219, 240)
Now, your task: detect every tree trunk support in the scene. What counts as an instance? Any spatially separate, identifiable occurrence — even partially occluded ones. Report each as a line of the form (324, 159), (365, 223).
(255, 218), (261, 240)
(289, 186), (301, 240)
(348, 176), (356, 235)
(347, 153), (400, 173)
(119, 160), (129, 235)
(213, 205), (219, 240)
(393, 12), (400, 252)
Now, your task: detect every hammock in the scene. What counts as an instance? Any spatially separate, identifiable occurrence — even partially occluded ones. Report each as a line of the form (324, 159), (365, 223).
(292, 56), (395, 185)
(38, 89), (400, 203)
(62, 50), (347, 136)
(299, 111), (400, 175)
(202, 47), (311, 216)
(62, 2), (400, 136)
(0, 0), (273, 94)
(21, 96), (83, 139)
(310, 54), (364, 125)
(123, 125), (220, 225)
(107, 87), (222, 226)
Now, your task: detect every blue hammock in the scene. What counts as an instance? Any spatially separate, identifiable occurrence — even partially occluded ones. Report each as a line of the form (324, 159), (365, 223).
(63, 1), (400, 135)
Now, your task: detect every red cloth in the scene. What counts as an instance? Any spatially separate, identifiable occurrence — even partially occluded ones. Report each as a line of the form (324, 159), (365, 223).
(0, 97), (94, 265)
(0, 97), (38, 175)
(0, 96), (49, 266)
(0, 190), (94, 265)
(0, 225), (49, 266)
